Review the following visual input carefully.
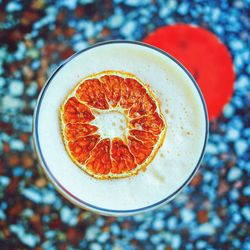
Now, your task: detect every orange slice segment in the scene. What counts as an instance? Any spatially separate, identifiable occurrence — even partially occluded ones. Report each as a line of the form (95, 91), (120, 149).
(128, 136), (154, 165)
(63, 97), (95, 124)
(111, 138), (136, 174)
(100, 75), (123, 108)
(119, 78), (146, 109)
(86, 139), (112, 175)
(68, 134), (100, 164)
(76, 79), (109, 110)
(64, 123), (98, 141)
(129, 93), (157, 119)
(129, 130), (158, 145)
(130, 112), (165, 135)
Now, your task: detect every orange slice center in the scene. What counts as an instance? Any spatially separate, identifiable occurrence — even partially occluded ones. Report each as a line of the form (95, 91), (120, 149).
(90, 110), (128, 141)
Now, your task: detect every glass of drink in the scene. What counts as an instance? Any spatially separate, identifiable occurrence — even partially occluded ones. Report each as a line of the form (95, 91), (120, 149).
(33, 41), (208, 216)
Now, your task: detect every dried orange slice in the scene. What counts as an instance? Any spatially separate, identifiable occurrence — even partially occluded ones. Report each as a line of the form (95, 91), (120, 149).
(60, 70), (166, 179)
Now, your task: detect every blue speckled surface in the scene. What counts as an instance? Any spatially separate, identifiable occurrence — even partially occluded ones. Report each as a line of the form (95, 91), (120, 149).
(0, 0), (250, 249)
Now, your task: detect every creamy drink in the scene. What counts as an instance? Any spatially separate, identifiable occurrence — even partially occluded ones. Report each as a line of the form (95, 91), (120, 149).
(33, 41), (208, 216)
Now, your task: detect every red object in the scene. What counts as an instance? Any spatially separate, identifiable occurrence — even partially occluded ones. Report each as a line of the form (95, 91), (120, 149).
(143, 24), (235, 120)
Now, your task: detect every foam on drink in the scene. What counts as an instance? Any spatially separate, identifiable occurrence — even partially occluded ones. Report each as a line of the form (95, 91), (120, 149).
(35, 42), (207, 214)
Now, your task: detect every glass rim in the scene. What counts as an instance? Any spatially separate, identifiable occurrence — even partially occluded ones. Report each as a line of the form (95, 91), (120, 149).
(33, 40), (209, 215)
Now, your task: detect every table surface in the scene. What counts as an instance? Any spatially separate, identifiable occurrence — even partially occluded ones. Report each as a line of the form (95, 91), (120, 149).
(0, 0), (250, 249)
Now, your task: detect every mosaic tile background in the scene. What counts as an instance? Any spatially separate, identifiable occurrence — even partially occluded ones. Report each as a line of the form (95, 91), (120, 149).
(0, 0), (250, 249)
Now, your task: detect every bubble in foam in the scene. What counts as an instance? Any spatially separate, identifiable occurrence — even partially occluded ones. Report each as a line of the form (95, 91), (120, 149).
(151, 169), (165, 183)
